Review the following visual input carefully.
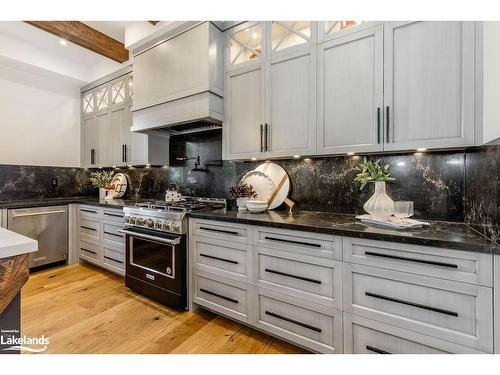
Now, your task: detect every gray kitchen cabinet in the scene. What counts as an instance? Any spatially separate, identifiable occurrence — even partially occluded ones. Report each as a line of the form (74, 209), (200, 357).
(317, 24), (384, 154)
(81, 68), (169, 168)
(224, 22), (317, 160)
(383, 21), (475, 151)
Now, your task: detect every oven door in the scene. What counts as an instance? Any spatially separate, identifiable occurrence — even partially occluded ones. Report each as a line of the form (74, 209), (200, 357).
(120, 227), (185, 293)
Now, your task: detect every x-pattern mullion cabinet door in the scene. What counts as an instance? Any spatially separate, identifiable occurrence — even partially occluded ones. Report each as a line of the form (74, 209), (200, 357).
(264, 21), (317, 157)
(383, 21), (475, 151)
(224, 22), (267, 159)
(317, 24), (384, 155)
(318, 21), (369, 43)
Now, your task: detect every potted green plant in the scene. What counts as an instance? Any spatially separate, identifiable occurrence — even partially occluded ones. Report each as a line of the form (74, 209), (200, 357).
(229, 182), (257, 211)
(89, 170), (115, 200)
(354, 157), (396, 221)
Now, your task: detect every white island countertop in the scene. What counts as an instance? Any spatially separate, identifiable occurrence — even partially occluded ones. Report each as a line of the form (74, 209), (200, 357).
(0, 227), (38, 259)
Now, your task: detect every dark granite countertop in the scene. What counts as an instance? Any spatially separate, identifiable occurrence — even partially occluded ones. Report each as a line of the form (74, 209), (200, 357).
(189, 209), (500, 255)
(0, 196), (145, 210)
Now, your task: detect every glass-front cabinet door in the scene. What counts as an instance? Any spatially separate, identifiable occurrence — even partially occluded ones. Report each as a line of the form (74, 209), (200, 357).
(269, 21), (313, 55)
(320, 21), (366, 42)
(227, 22), (263, 70)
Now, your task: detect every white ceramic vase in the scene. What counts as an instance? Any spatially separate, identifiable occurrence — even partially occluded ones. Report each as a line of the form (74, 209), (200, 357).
(99, 188), (107, 200)
(363, 181), (395, 221)
(237, 198), (249, 211)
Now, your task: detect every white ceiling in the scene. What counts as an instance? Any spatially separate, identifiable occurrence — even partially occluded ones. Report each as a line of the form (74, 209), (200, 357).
(0, 21), (130, 85)
(82, 21), (131, 43)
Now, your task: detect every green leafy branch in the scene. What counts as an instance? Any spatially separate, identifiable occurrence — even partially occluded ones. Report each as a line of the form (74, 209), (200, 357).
(89, 170), (114, 188)
(354, 157), (395, 190)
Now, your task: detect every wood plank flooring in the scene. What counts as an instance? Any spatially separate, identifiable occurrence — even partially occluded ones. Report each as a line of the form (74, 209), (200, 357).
(21, 263), (308, 354)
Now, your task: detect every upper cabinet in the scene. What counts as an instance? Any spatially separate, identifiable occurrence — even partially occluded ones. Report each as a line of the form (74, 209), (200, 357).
(317, 24), (384, 154)
(131, 22), (224, 132)
(383, 21), (475, 151)
(224, 22), (316, 160)
(81, 69), (169, 168)
(319, 21), (367, 42)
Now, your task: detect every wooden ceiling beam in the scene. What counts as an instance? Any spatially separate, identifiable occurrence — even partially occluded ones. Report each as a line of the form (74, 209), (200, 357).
(24, 21), (129, 63)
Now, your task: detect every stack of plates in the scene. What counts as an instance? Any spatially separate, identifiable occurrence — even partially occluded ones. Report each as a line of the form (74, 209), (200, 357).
(240, 162), (290, 213)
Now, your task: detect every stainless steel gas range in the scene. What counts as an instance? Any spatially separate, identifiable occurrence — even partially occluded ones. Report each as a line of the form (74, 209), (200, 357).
(120, 197), (226, 310)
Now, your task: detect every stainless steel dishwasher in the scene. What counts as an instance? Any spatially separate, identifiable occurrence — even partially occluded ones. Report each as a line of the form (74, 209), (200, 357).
(7, 205), (68, 268)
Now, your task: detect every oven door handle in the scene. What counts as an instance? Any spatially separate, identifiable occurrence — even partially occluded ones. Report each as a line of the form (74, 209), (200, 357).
(119, 229), (181, 245)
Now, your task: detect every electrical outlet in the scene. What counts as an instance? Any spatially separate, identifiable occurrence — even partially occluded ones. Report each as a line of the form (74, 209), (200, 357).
(51, 178), (58, 187)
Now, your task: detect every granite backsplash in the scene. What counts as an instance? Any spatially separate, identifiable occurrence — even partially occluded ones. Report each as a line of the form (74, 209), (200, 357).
(0, 136), (498, 244)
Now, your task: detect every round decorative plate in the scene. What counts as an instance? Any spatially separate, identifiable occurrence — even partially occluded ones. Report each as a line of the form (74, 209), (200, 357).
(107, 173), (128, 199)
(241, 170), (275, 203)
(254, 162), (290, 209)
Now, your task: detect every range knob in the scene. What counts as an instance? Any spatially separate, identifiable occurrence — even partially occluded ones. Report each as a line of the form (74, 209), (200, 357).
(145, 218), (154, 228)
(155, 221), (164, 230)
(129, 217), (137, 225)
(136, 218), (145, 226)
(170, 221), (181, 233)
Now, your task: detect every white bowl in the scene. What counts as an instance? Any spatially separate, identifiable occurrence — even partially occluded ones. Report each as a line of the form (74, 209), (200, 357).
(246, 199), (267, 207)
(247, 206), (267, 213)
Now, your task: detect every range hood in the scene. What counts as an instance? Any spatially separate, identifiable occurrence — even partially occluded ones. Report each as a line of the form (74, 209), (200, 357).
(131, 22), (224, 135)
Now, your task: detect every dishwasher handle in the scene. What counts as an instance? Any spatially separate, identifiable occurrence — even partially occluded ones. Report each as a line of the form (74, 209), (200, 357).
(10, 209), (67, 218)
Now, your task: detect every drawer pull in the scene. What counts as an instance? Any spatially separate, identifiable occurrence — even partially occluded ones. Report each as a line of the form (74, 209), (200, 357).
(265, 311), (322, 333)
(264, 236), (321, 248)
(104, 255), (123, 264)
(199, 288), (239, 304)
(364, 251), (458, 269)
(199, 226), (239, 236)
(365, 292), (459, 317)
(81, 248), (97, 255)
(200, 253), (238, 264)
(81, 226), (97, 231)
(104, 231), (124, 238)
(265, 268), (321, 284)
(366, 345), (391, 354)
(81, 209), (97, 214)
(104, 212), (124, 218)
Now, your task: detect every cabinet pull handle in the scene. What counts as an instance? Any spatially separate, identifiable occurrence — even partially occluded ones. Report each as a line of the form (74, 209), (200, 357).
(260, 124), (264, 152)
(123, 144), (127, 163)
(81, 209), (97, 214)
(264, 236), (321, 248)
(199, 226), (239, 235)
(122, 145), (125, 163)
(104, 255), (123, 264)
(81, 248), (96, 255)
(365, 292), (458, 317)
(265, 311), (322, 333)
(264, 123), (269, 152)
(364, 251), (458, 269)
(265, 268), (321, 284)
(366, 345), (391, 354)
(377, 107), (381, 143)
(385, 106), (390, 143)
(81, 225), (97, 231)
(104, 212), (124, 218)
(200, 253), (238, 264)
(104, 231), (123, 238)
(90, 149), (95, 165)
(199, 288), (238, 304)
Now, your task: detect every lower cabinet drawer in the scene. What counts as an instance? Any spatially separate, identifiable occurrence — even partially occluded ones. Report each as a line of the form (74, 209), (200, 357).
(79, 205), (101, 221)
(80, 219), (100, 241)
(103, 246), (125, 269)
(343, 313), (486, 354)
(191, 235), (250, 282)
(256, 247), (342, 308)
(253, 288), (342, 353)
(102, 208), (124, 224)
(80, 240), (101, 261)
(193, 270), (251, 324)
(103, 222), (125, 245)
(344, 263), (493, 352)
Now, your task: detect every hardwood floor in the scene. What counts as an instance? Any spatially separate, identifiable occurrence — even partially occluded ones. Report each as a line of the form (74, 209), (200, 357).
(21, 263), (308, 354)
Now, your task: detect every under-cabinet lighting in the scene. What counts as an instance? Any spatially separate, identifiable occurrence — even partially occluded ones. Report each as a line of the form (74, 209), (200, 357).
(251, 158), (257, 161)
(347, 152), (355, 155)
(146, 164), (151, 167)
(112, 166), (116, 168)
(128, 165), (133, 168)
(416, 148), (427, 152)
(59, 39), (68, 46)
(293, 155), (300, 158)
